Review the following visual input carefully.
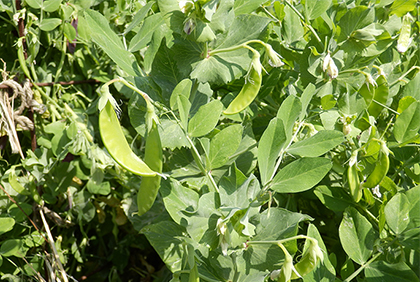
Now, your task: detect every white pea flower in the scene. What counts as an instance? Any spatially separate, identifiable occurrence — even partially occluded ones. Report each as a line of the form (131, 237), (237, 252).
(216, 218), (230, 256)
(265, 44), (284, 67)
(372, 185), (382, 198)
(323, 53), (339, 79)
(365, 73), (377, 89)
(179, 0), (194, 14)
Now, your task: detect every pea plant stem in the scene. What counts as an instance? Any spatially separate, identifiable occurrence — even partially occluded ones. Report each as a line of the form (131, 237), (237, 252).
(248, 234), (313, 246)
(343, 252), (381, 282)
(283, 0), (323, 46)
(269, 121), (305, 183)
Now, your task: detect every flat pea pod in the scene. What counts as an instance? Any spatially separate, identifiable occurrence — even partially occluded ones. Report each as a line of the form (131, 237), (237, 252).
(99, 101), (156, 177)
(367, 74), (388, 119)
(363, 146), (389, 188)
(137, 120), (163, 216)
(223, 53), (262, 115)
(17, 37), (32, 80)
(397, 14), (411, 53)
(292, 251), (317, 278)
(348, 163), (363, 202)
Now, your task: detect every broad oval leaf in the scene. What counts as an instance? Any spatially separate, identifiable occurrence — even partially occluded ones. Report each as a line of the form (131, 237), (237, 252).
(394, 101), (420, 143)
(39, 18), (61, 31)
(339, 207), (378, 265)
(188, 100), (223, 137)
(209, 124), (243, 170)
(258, 118), (286, 185)
(365, 261), (420, 282)
(286, 130), (344, 157)
(304, 0), (332, 20)
(0, 217), (15, 236)
(384, 193), (410, 234)
(0, 239), (27, 257)
(270, 157), (332, 193)
(84, 9), (141, 77)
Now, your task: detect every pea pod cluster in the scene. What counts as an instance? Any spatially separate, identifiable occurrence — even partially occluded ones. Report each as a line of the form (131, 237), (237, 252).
(223, 53), (262, 115)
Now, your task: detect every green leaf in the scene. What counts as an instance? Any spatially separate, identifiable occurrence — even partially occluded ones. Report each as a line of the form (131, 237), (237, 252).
(150, 42), (183, 101)
(42, 0), (60, 12)
(191, 49), (250, 85)
(160, 179), (199, 225)
(394, 101), (420, 143)
(0, 239), (28, 258)
(365, 261), (420, 282)
(300, 83), (316, 120)
(84, 9), (141, 77)
(398, 228), (420, 251)
(270, 157), (332, 193)
(129, 13), (164, 52)
(170, 78), (192, 110)
(402, 73), (420, 101)
(233, 0), (267, 15)
(188, 100), (223, 137)
(216, 14), (272, 49)
(389, 0), (417, 17)
(86, 168), (110, 195)
(124, 1), (154, 35)
(208, 124), (243, 170)
(337, 6), (374, 42)
(25, 0), (42, 9)
(141, 221), (186, 273)
(0, 217), (15, 235)
(314, 185), (353, 212)
(304, 0), (332, 20)
(219, 168), (260, 208)
(337, 89), (367, 116)
(258, 118), (286, 185)
(339, 207), (378, 265)
(385, 193), (410, 234)
(286, 130), (344, 157)
(39, 18), (62, 31)
(249, 208), (312, 268)
(405, 186), (420, 230)
(282, 5), (304, 45)
(277, 95), (302, 143)
(185, 192), (220, 247)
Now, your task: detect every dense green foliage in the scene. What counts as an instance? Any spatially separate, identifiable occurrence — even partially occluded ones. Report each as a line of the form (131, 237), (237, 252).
(0, 0), (419, 281)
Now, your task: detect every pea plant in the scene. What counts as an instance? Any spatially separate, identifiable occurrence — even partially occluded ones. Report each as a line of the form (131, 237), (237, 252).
(0, 0), (419, 281)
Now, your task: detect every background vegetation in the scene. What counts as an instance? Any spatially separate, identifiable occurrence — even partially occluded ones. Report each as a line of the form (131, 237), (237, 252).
(0, 0), (419, 281)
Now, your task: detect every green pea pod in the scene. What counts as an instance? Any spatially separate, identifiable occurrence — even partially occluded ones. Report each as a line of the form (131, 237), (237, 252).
(363, 146), (389, 188)
(99, 101), (156, 177)
(17, 37), (32, 79)
(348, 163), (362, 202)
(367, 74), (388, 118)
(292, 251), (317, 278)
(224, 53), (262, 115)
(397, 14), (411, 53)
(137, 120), (163, 216)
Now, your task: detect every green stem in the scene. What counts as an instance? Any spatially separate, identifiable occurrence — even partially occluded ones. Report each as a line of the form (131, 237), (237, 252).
(269, 121), (304, 182)
(372, 99), (400, 115)
(209, 40), (265, 56)
(283, 0), (322, 45)
(389, 66), (420, 87)
(248, 235), (312, 246)
(343, 252), (381, 282)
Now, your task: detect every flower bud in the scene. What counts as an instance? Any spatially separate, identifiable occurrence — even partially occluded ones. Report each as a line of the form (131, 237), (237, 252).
(265, 44), (284, 68)
(277, 251), (300, 282)
(183, 18), (195, 35)
(179, 0), (194, 14)
(323, 53), (338, 79)
(216, 218), (230, 256)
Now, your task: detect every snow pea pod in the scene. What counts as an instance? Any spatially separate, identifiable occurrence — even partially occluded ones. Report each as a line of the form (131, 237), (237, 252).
(363, 144), (389, 188)
(137, 119), (163, 216)
(224, 53), (262, 115)
(348, 163), (362, 203)
(99, 101), (156, 177)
